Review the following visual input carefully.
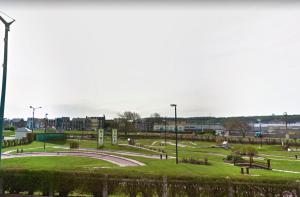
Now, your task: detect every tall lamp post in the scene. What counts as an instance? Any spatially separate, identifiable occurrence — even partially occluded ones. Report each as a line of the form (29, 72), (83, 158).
(44, 113), (48, 150)
(170, 104), (178, 164)
(0, 14), (15, 166)
(257, 119), (262, 148)
(163, 117), (167, 146)
(283, 112), (289, 139)
(29, 106), (42, 132)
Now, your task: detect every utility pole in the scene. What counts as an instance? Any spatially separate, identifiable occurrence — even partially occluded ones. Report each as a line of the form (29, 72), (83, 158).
(44, 113), (48, 150)
(164, 117), (167, 146)
(0, 14), (15, 166)
(170, 104), (178, 164)
(257, 119), (262, 148)
(284, 112), (289, 139)
(29, 106), (42, 132)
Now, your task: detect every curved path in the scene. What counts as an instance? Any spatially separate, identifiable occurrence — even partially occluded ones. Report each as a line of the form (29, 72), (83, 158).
(2, 151), (145, 167)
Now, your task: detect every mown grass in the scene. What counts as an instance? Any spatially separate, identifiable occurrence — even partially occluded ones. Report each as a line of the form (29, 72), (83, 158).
(2, 156), (117, 170)
(3, 136), (300, 180)
(3, 130), (15, 137)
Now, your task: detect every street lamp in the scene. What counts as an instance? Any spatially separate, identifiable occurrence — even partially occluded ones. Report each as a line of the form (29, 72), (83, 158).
(44, 113), (48, 150)
(283, 112), (289, 139)
(257, 119), (262, 147)
(0, 13), (15, 166)
(163, 117), (167, 146)
(170, 104), (178, 164)
(29, 106), (42, 132)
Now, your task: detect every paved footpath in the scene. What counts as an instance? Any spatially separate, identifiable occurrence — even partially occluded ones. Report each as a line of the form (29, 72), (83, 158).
(2, 151), (145, 167)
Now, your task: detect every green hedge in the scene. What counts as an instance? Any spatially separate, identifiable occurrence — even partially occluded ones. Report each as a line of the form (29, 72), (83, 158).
(70, 141), (79, 149)
(2, 138), (29, 148)
(0, 170), (299, 196)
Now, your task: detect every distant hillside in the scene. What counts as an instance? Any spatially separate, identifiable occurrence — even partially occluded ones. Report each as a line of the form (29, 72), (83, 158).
(185, 115), (300, 124)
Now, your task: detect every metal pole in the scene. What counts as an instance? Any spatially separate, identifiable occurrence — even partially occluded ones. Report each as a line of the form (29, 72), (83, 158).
(44, 113), (48, 150)
(175, 106), (178, 164)
(164, 117), (167, 146)
(286, 116), (288, 138)
(32, 109), (35, 132)
(0, 17), (14, 167)
(284, 112), (288, 139)
(30, 106), (41, 132)
(260, 122), (262, 148)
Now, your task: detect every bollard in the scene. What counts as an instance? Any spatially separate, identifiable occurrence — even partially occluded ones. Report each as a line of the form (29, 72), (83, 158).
(241, 168), (244, 174)
(267, 159), (271, 169)
(246, 167), (249, 174)
(160, 154), (162, 160)
(204, 157), (208, 165)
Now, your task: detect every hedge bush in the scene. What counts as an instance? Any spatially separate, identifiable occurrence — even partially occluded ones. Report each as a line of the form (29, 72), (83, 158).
(0, 170), (299, 196)
(3, 139), (29, 148)
(70, 141), (79, 149)
(181, 157), (209, 165)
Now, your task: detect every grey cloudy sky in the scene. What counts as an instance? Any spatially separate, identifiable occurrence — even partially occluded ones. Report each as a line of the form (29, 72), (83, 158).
(1, 2), (300, 119)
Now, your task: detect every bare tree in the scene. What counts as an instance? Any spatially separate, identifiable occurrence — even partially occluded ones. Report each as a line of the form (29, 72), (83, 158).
(224, 119), (251, 138)
(118, 111), (141, 136)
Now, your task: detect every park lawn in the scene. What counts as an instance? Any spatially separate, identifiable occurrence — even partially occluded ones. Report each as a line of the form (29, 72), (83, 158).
(3, 137), (300, 179)
(67, 139), (158, 155)
(3, 130), (15, 137)
(2, 156), (117, 171)
(87, 155), (300, 180)
(3, 139), (160, 155)
(3, 141), (46, 153)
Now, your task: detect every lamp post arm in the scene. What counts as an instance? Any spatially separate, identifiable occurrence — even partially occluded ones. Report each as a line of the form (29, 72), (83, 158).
(0, 16), (15, 29)
(0, 15), (14, 168)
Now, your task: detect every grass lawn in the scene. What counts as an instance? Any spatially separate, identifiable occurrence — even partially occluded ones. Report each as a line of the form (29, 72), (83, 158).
(3, 136), (300, 180)
(3, 130), (15, 137)
(2, 156), (117, 171)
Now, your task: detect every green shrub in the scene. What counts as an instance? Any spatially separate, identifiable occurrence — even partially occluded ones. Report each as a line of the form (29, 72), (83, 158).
(70, 141), (79, 149)
(0, 169), (298, 196)
(225, 154), (244, 163)
(4, 126), (15, 131)
(232, 145), (258, 156)
(181, 157), (210, 165)
(26, 133), (36, 142)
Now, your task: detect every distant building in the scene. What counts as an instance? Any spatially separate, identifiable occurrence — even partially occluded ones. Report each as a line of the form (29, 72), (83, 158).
(134, 118), (153, 132)
(27, 118), (43, 130)
(252, 122), (300, 138)
(85, 116), (105, 131)
(4, 118), (10, 128)
(15, 127), (32, 139)
(71, 118), (87, 131)
(10, 118), (26, 128)
(47, 119), (56, 128)
(153, 124), (185, 132)
(184, 124), (224, 132)
(55, 117), (71, 131)
(153, 121), (224, 133)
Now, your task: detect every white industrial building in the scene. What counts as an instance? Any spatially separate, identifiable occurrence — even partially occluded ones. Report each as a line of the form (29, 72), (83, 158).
(15, 127), (32, 139)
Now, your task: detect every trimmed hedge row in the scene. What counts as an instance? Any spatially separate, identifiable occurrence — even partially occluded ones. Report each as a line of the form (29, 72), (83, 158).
(2, 139), (29, 148)
(2, 133), (35, 149)
(0, 170), (300, 197)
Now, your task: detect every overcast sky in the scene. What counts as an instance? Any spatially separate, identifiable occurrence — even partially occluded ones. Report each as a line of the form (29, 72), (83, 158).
(1, 2), (300, 119)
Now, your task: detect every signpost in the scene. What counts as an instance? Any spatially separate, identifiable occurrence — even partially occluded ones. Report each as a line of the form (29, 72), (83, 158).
(98, 128), (104, 147)
(112, 129), (118, 145)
